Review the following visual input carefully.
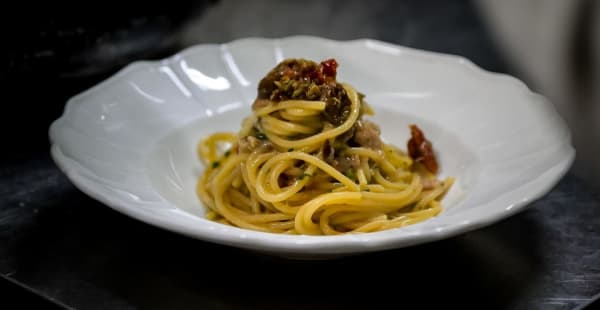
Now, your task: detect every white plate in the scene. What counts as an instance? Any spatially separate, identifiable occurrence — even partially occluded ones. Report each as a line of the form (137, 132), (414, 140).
(49, 36), (574, 258)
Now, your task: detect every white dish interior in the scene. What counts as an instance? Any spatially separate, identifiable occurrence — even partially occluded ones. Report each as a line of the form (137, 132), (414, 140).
(49, 36), (574, 258)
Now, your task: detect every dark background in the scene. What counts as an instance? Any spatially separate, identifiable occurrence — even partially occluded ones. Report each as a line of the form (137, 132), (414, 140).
(1, 1), (599, 309)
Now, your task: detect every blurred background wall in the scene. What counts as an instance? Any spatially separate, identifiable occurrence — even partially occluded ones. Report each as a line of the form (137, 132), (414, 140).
(476, 0), (600, 188)
(3, 0), (598, 188)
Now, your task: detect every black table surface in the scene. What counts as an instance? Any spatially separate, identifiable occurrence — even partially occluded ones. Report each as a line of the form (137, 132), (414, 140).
(1, 1), (599, 309)
(1, 156), (599, 309)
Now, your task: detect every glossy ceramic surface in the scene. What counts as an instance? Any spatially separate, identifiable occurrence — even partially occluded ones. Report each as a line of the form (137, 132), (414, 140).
(49, 36), (574, 257)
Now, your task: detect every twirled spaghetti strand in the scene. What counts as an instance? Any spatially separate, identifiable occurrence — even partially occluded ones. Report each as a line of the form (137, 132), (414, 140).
(197, 59), (453, 235)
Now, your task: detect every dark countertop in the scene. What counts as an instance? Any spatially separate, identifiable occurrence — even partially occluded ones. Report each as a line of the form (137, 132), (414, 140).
(2, 156), (599, 309)
(1, 1), (599, 309)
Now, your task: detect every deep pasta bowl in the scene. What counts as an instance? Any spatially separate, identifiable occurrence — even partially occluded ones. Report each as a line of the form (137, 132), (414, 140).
(49, 36), (574, 258)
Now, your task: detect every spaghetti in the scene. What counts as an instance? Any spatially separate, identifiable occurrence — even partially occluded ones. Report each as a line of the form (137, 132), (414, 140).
(197, 58), (454, 235)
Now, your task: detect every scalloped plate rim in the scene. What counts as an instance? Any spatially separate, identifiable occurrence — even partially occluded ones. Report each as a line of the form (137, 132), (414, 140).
(48, 36), (575, 256)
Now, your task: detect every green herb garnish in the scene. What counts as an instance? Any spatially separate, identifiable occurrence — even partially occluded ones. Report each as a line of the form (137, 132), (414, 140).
(256, 133), (267, 140)
(211, 161), (220, 168)
(300, 173), (312, 180)
(224, 150), (231, 157)
(344, 169), (355, 180)
(288, 148), (294, 152)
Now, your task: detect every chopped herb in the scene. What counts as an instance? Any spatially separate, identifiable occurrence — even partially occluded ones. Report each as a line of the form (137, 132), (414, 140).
(287, 148), (294, 152)
(256, 133), (267, 140)
(362, 188), (370, 192)
(300, 173), (312, 180)
(292, 86), (305, 98)
(224, 150), (231, 157)
(211, 161), (220, 168)
(344, 169), (355, 180)
(307, 83), (321, 99)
